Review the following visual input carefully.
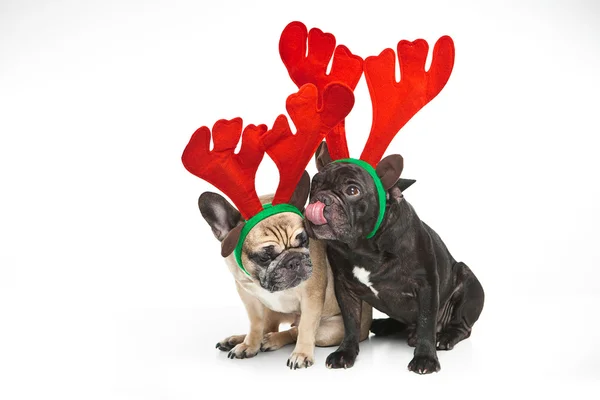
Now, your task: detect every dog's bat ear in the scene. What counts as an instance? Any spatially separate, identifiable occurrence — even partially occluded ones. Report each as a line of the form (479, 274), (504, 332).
(389, 178), (415, 202)
(376, 154), (404, 190)
(396, 178), (416, 192)
(289, 170), (310, 211)
(198, 191), (242, 242)
(315, 141), (333, 172)
(221, 223), (244, 257)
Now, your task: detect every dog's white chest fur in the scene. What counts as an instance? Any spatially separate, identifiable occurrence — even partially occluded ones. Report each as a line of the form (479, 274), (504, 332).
(246, 283), (301, 314)
(352, 266), (379, 297)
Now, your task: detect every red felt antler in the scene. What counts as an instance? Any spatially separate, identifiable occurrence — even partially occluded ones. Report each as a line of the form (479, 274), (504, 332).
(261, 83), (355, 205)
(360, 36), (455, 167)
(181, 118), (267, 220)
(279, 21), (363, 160)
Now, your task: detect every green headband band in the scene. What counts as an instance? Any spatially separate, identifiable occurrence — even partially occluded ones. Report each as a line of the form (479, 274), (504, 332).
(234, 203), (304, 276)
(334, 158), (386, 239)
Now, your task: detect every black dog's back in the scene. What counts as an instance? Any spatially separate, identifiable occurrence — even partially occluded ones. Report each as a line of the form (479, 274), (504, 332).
(422, 221), (457, 302)
(420, 220), (484, 337)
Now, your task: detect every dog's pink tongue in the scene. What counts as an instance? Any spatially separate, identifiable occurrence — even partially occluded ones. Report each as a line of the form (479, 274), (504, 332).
(305, 201), (327, 225)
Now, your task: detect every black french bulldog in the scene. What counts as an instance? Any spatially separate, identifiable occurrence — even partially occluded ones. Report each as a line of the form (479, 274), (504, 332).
(304, 143), (484, 374)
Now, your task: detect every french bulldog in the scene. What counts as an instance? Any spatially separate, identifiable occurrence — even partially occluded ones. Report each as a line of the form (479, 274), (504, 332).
(198, 174), (372, 369)
(304, 143), (485, 373)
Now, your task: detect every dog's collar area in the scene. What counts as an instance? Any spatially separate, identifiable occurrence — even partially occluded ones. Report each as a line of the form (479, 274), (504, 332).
(234, 203), (304, 276)
(333, 158), (386, 239)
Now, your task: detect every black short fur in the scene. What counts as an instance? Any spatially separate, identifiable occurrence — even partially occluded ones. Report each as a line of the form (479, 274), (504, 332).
(306, 147), (484, 373)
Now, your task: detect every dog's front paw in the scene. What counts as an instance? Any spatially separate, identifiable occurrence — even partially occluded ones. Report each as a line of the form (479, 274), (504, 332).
(227, 342), (260, 359)
(215, 334), (246, 352)
(287, 350), (314, 370)
(325, 349), (357, 369)
(407, 354), (440, 374)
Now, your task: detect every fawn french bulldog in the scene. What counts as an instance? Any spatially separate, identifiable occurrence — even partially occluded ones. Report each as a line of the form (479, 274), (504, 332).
(199, 180), (372, 369)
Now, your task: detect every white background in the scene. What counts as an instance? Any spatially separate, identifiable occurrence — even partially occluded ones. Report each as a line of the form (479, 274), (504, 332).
(1, 0), (599, 398)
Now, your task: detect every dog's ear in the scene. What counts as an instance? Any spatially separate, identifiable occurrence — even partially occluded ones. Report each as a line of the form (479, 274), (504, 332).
(396, 178), (416, 192)
(389, 178), (416, 202)
(376, 154), (404, 190)
(315, 141), (333, 172)
(289, 170), (310, 211)
(198, 192), (242, 242)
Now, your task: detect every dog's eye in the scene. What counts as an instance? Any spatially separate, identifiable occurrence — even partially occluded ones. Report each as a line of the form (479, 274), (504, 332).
(345, 185), (361, 196)
(258, 254), (271, 263)
(295, 231), (308, 247)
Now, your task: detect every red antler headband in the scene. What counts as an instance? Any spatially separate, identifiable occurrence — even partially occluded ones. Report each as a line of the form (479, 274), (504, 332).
(182, 83), (354, 275)
(280, 21), (455, 238)
(279, 21), (363, 161)
(361, 36), (455, 166)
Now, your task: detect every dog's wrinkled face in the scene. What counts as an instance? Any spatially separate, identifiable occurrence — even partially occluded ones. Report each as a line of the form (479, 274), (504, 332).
(198, 171), (313, 293)
(241, 213), (312, 292)
(305, 163), (380, 244)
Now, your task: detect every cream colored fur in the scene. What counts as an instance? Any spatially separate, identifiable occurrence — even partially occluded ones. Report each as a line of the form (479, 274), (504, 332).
(217, 195), (372, 368)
